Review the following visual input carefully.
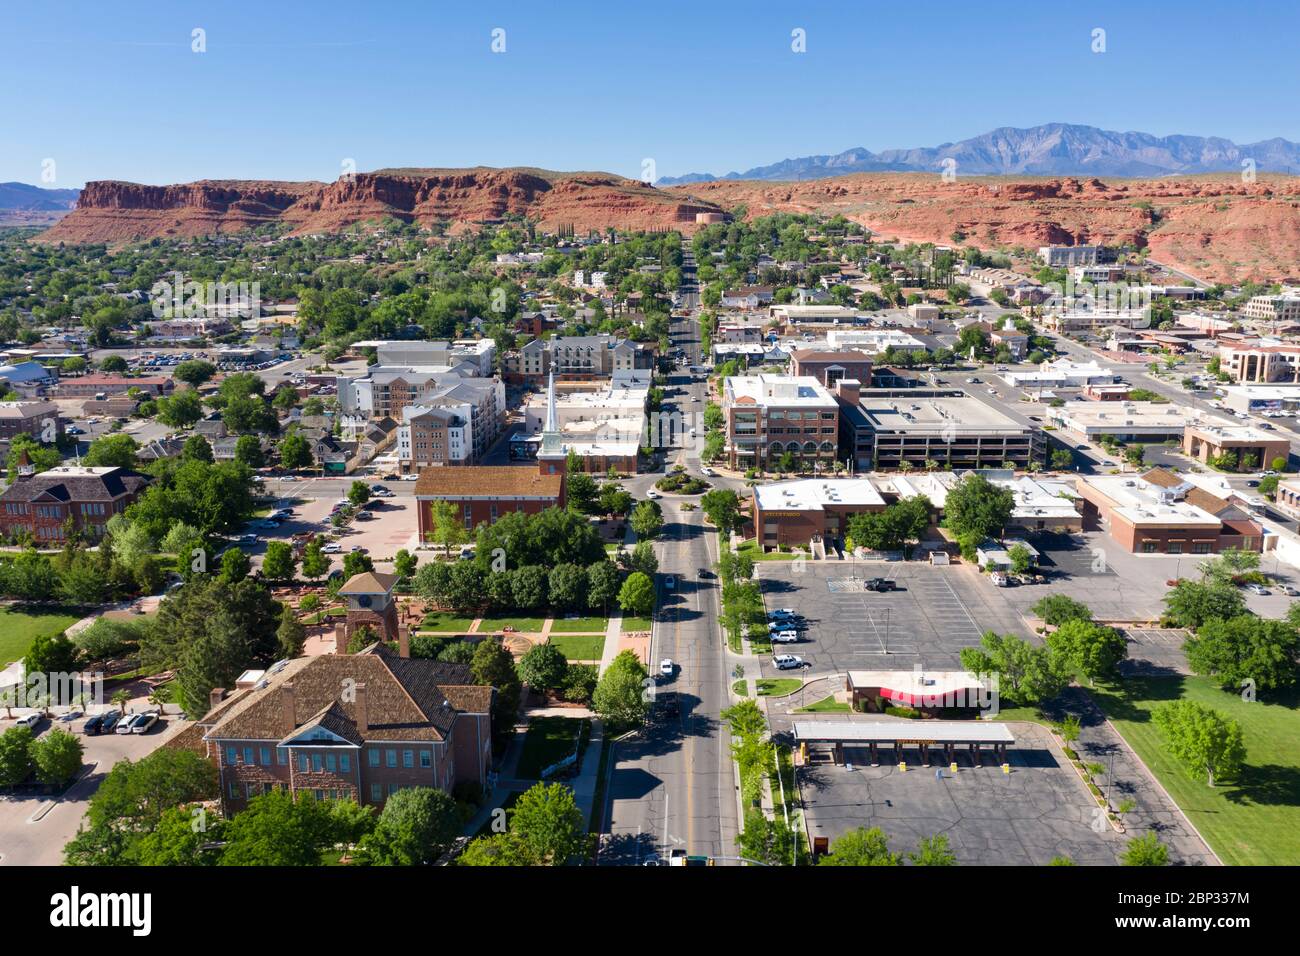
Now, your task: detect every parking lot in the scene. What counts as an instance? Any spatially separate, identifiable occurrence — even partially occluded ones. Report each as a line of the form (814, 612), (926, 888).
(244, 490), (418, 577)
(755, 560), (1031, 676)
(0, 711), (177, 866)
(797, 721), (1128, 865)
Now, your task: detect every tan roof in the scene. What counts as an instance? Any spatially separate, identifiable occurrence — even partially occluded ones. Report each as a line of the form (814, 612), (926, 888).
(414, 466), (563, 499)
(203, 645), (490, 744)
(338, 571), (398, 595)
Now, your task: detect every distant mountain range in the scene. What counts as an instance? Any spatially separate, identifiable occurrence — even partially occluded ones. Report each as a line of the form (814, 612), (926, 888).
(656, 123), (1300, 184)
(0, 182), (80, 211)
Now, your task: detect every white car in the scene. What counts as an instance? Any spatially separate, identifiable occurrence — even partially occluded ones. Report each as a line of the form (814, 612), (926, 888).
(659, 659), (675, 677)
(1244, 583), (1271, 595)
(773, 654), (808, 671)
(771, 630), (800, 644)
(15, 713), (42, 730)
(115, 713), (143, 734)
(321, 542), (343, 554)
(131, 712), (160, 734)
(401, 474), (419, 481)
(646, 489), (662, 499)
(700, 466), (716, 477)
(767, 608), (797, 620)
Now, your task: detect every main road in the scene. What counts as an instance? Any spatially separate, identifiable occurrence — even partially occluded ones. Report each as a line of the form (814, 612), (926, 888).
(601, 246), (742, 864)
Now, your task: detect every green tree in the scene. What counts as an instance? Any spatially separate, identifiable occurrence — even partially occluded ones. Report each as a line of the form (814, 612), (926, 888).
(24, 631), (79, 682)
(700, 488), (743, 534)
(1185, 615), (1299, 695)
(617, 571), (655, 617)
(155, 389), (204, 428)
(547, 562), (586, 611)
(586, 560), (621, 612)
(592, 649), (647, 726)
(348, 480), (371, 507)
(630, 499), (664, 540)
(1154, 700), (1246, 787)
(134, 805), (223, 866)
(518, 642), (569, 691)
(6, 433), (61, 482)
(394, 548), (418, 580)
(507, 781), (587, 865)
(221, 546), (251, 583)
(817, 826), (901, 866)
(83, 432), (138, 468)
(183, 434), (214, 463)
(1032, 595), (1093, 627)
(219, 790), (332, 866)
(363, 786), (461, 865)
(944, 474), (1014, 542)
(425, 500), (468, 557)
(277, 607), (307, 658)
(233, 434), (265, 469)
(278, 432), (313, 470)
(301, 537), (330, 582)
(1163, 580), (1246, 629)
(1122, 832), (1170, 866)
(31, 728), (83, 787)
(1046, 619), (1127, 686)
(342, 549), (374, 579)
(0, 726), (35, 787)
(173, 360), (217, 387)
(909, 833), (957, 866)
(253, 537), (291, 581)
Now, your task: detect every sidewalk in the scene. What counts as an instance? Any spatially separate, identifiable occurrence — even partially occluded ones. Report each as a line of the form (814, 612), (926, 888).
(598, 520), (639, 674)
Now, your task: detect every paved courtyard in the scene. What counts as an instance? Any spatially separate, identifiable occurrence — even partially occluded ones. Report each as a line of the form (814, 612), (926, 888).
(797, 721), (1130, 865)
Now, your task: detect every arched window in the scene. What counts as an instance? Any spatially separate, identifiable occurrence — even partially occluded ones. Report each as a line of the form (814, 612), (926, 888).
(803, 441), (817, 456)
(769, 441), (784, 455)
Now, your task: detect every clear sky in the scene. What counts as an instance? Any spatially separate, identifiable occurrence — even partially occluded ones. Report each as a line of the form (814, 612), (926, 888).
(2, 0), (1297, 187)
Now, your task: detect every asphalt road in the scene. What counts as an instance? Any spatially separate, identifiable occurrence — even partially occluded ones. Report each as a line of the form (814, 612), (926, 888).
(603, 249), (741, 864)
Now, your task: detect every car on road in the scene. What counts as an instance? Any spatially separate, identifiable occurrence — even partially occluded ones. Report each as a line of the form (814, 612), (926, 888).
(1280, 584), (1299, 597)
(700, 466), (716, 477)
(400, 474), (419, 481)
(1244, 583), (1271, 595)
(350, 545), (366, 554)
(664, 575), (676, 589)
(66, 425), (83, 435)
(646, 488), (662, 499)
(864, 577), (896, 592)
(321, 542), (342, 553)
(773, 654), (809, 670)
(15, 713), (43, 730)
(280, 474), (298, 482)
(771, 630), (800, 644)
(370, 483), (387, 492)
(659, 659), (675, 677)
(238, 533), (258, 545)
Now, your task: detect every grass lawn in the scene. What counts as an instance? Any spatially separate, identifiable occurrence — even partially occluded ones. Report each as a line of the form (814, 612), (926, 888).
(621, 615), (653, 633)
(0, 606), (83, 666)
(418, 612), (477, 633)
(755, 678), (802, 697)
(548, 634), (605, 661)
(549, 616), (607, 634)
(735, 539), (798, 561)
(1092, 675), (1300, 866)
(516, 716), (590, 779)
(731, 679), (749, 697)
(478, 616), (547, 634)
(795, 695), (851, 714)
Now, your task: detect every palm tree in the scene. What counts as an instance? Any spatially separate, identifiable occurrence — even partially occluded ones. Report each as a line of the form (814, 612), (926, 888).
(111, 689), (131, 714)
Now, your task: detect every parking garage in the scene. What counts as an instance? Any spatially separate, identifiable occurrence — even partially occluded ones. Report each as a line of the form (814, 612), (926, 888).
(793, 720), (1015, 767)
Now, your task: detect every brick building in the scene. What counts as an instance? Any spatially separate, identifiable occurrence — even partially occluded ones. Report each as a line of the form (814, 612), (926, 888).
(0, 464), (151, 544)
(0, 401), (62, 442)
(198, 644), (494, 816)
(53, 374), (175, 398)
(788, 349), (873, 389)
(722, 373), (840, 471)
(414, 465), (565, 540)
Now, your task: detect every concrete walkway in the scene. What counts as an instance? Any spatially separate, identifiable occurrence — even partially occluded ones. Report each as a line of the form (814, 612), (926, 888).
(598, 522), (640, 674)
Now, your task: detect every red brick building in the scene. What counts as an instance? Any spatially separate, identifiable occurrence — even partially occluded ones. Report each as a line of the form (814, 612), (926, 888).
(414, 465), (565, 539)
(199, 644), (494, 816)
(0, 464), (151, 544)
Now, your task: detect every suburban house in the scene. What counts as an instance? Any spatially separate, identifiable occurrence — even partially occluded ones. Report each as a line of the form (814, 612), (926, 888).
(197, 644), (494, 816)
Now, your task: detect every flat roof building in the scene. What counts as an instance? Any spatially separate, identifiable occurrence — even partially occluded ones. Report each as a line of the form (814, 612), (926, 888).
(751, 477), (887, 551)
(722, 374), (839, 472)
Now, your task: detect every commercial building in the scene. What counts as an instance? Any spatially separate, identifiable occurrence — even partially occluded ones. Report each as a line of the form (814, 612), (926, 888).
(197, 645), (493, 817)
(142, 316), (234, 341)
(844, 671), (993, 714)
(1047, 402), (1188, 442)
(722, 374), (839, 471)
(1075, 468), (1263, 554)
(511, 375), (648, 473)
(0, 464), (151, 544)
(1216, 339), (1300, 384)
(1000, 358), (1119, 390)
(414, 466), (565, 540)
(883, 472), (1081, 533)
(788, 349), (873, 388)
(1218, 384), (1300, 414)
(354, 339), (496, 377)
(836, 380), (1044, 472)
(751, 478), (886, 550)
(0, 361), (58, 397)
(501, 334), (654, 385)
(52, 374), (174, 399)
(1242, 294), (1300, 324)
(1182, 422), (1291, 472)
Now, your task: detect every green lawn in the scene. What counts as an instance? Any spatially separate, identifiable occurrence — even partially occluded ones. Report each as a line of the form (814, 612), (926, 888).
(516, 716), (590, 779)
(0, 606), (83, 666)
(731, 679), (749, 697)
(755, 678), (803, 697)
(549, 616), (607, 634)
(478, 616), (547, 634)
(418, 612), (477, 633)
(548, 634), (605, 661)
(735, 539), (798, 561)
(1092, 675), (1300, 866)
(621, 615), (653, 633)
(795, 695), (851, 714)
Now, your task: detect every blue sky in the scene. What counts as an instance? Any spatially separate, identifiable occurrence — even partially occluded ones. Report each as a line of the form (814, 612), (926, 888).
(2, 0), (1297, 187)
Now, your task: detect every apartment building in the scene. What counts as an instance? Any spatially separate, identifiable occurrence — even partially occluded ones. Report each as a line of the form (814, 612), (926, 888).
(395, 380), (504, 471)
(198, 645), (493, 816)
(0, 464), (151, 544)
(142, 316), (234, 341)
(0, 401), (62, 442)
(362, 339), (496, 377)
(1038, 244), (1101, 267)
(722, 373), (840, 471)
(501, 335), (653, 386)
(835, 380), (1044, 472)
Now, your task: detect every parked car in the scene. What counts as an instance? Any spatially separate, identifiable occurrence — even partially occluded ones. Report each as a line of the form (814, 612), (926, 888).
(771, 630), (800, 644)
(664, 575), (676, 589)
(98, 711), (122, 733)
(700, 466), (716, 477)
(15, 713), (43, 730)
(767, 608), (798, 620)
(1244, 583), (1271, 595)
(990, 572), (1010, 587)
(115, 713), (143, 734)
(1280, 584), (1299, 597)
(131, 712), (160, 734)
(646, 489), (662, 499)
(321, 542), (342, 554)
(400, 474), (419, 481)
(773, 654), (809, 670)
(56, 708), (84, 723)
(864, 577), (896, 592)
(82, 712), (106, 735)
